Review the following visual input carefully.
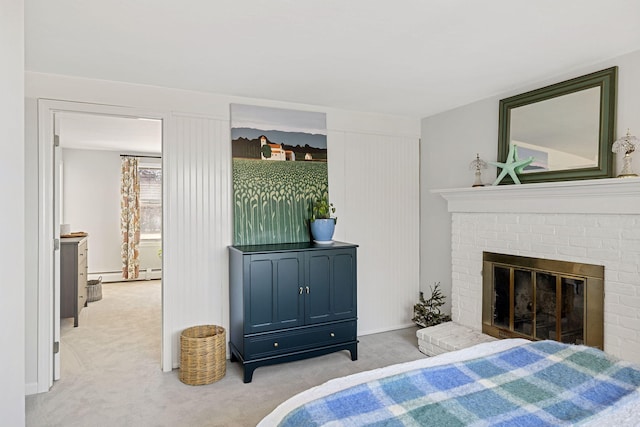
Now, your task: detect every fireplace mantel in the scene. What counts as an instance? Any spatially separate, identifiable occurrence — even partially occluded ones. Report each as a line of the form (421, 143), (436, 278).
(432, 177), (640, 215)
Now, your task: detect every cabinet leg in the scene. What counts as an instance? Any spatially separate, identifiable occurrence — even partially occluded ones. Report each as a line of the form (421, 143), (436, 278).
(230, 352), (238, 363)
(243, 366), (256, 383)
(350, 344), (358, 361)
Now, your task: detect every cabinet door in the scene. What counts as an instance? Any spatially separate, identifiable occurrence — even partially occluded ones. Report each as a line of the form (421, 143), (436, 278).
(305, 249), (357, 324)
(246, 253), (304, 334)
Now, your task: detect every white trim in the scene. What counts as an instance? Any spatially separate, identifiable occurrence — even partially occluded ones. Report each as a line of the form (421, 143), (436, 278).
(432, 177), (640, 214)
(357, 322), (417, 337)
(36, 100), (171, 393)
(25, 382), (38, 396)
(36, 99), (54, 393)
(138, 159), (162, 168)
(139, 238), (162, 246)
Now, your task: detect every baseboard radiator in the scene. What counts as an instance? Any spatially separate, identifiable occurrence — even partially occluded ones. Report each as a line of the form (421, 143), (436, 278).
(88, 269), (162, 283)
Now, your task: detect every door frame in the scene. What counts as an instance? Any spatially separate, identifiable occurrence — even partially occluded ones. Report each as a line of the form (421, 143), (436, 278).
(36, 99), (169, 392)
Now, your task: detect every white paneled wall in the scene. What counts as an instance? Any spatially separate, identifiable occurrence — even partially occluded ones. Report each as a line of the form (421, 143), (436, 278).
(164, 114), (232, 368)
(164, 122), (419, 367)
(25, 71), (421, 377)
(338, 132), (420, 334)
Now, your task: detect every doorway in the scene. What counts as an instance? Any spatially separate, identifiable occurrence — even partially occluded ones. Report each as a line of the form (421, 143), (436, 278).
(57, 112), (163, 284)
(36, 100), (168, 392)
(57, 111), (163, 378)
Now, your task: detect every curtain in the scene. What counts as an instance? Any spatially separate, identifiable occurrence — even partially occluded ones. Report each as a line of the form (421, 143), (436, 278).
(121, 157), (140, 279)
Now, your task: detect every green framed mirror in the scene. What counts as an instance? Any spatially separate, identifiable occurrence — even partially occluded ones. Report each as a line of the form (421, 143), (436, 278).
(497, 66), (617, 184)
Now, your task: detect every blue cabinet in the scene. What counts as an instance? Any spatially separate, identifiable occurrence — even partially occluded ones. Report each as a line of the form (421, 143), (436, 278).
(229, 241), (358, 383)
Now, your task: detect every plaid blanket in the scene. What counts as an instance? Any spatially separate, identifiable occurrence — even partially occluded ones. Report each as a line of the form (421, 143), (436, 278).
(278, 341), (640, 426)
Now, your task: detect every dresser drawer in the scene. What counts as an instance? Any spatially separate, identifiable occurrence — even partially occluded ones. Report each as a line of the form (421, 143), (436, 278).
(77, 264), (87, 313)
(244, 320), (356, 360)
(78, 258), (87, 282)
(78, 239), (88, 261)
(77, 242), (88, 313)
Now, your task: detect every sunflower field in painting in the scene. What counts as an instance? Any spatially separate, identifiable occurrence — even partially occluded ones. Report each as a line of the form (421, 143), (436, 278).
(233, 158), (328, 245)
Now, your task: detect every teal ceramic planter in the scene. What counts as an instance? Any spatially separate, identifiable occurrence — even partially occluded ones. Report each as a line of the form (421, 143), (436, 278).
(310, 219), (335, 242)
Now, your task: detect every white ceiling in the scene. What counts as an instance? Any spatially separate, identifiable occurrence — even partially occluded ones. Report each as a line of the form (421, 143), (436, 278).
(57, 112), (162, 154)
(26, 0), (640, 120)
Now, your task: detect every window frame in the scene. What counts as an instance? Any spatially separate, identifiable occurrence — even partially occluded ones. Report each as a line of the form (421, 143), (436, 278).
(138, 161), (162, 241)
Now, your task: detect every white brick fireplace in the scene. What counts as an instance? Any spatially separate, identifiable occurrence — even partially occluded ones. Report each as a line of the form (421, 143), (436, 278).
(433, 177), (640, 363)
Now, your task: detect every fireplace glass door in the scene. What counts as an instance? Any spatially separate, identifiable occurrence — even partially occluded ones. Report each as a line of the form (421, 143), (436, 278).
(483, 252), (603, 349)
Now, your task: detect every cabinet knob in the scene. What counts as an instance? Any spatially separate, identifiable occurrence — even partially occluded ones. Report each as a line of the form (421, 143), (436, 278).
(330, 332), (335, 337)
(273, 342), (279, 348)
(305, 286), (310, 294)
(299, 287), (303, 295)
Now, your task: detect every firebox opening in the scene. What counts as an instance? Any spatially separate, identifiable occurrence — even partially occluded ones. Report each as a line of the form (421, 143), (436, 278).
(482, 252), (604, 349)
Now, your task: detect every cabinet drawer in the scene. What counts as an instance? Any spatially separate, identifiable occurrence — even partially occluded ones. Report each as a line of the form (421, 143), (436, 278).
(78, 240), (88, 261)
(77, 259), (87, 312)
(244, 320), (356, 360)
(78, 261), (87, 289)
(78, 258), (87, 279)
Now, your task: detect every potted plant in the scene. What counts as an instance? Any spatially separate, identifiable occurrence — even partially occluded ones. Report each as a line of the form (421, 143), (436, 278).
(310, 198), (336, 243)
(412, 283), (451, 328)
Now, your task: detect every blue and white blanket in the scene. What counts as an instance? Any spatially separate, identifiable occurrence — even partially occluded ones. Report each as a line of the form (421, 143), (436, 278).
(274, 340), (640, 426)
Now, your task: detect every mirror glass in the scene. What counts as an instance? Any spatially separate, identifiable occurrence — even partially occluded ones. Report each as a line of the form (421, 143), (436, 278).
(511, 87), (600, 173)
(498, 67), (617, 183)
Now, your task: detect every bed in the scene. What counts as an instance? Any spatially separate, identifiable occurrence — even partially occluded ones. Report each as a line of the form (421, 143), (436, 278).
(258, 339), (640, 426)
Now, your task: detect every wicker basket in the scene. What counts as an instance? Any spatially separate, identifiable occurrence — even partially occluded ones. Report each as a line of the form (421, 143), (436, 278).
(179, 325), (226, 385)
(87, 276), (102, 302)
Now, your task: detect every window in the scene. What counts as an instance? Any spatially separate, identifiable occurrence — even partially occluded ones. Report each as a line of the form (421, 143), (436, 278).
(139, 165), (162, 240)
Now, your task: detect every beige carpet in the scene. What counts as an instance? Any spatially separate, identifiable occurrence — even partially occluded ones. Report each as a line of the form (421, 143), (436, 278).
(26, 280), (425, 426)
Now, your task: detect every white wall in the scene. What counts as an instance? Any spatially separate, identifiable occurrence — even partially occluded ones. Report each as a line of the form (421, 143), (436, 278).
(421, 98), (498, 315)
(25, 72), (420, 379)
(62, 149), (121, 273)
(1, 0), (25, 424)
(61, 148), (162, 278)
(421, 48), (640, 314)
(24, 99), (39, 395)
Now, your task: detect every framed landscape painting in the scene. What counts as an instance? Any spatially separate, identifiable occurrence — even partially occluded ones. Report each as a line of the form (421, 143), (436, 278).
(231, 104), (328, 245)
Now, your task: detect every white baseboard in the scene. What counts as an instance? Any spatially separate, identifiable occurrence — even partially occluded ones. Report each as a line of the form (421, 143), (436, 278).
(25, 382), (39, 396)
(88, 269), (162, 283)
(358, 322), (416, 337)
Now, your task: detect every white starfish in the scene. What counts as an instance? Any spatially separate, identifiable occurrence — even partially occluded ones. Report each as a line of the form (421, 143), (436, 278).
(489, 144), (534, 185)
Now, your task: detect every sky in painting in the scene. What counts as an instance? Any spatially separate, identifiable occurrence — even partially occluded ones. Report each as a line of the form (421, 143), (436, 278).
(231, 104), (327, 136)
